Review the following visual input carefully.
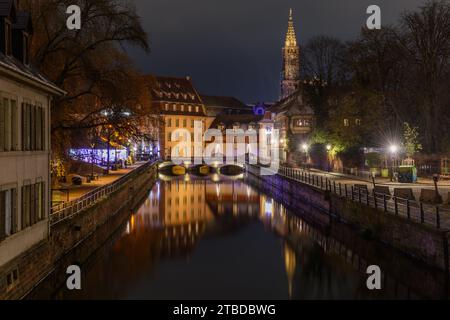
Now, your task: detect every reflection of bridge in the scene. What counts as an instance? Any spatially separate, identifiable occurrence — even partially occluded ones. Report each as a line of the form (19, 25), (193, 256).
(158, 158), (245, 176)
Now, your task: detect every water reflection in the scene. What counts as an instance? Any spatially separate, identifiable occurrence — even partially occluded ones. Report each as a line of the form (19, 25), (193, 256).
(47, 176), (427, 300)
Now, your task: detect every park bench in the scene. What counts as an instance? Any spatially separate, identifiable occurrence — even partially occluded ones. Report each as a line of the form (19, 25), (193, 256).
(420, 189), (443, 204)
(374, 186), (392, 200)
(394, 188), (415, 201)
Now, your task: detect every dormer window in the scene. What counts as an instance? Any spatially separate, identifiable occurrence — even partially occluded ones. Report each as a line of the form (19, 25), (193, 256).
(23, 33), (29, 65)
(5, 19), (12, 56)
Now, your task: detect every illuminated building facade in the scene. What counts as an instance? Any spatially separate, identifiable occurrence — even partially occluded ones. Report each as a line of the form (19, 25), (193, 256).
(149, 76), (214, 160)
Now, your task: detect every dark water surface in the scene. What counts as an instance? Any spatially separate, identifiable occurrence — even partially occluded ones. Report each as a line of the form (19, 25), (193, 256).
(33, 175), (448, 300)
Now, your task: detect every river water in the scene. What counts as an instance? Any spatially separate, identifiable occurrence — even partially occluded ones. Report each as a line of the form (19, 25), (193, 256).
(32, 174), (448, 300)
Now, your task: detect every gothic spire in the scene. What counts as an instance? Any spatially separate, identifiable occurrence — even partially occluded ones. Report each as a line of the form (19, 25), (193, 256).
(285, 8), (297, 47)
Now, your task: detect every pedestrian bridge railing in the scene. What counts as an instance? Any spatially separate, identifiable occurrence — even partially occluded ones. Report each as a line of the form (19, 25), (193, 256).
(249, 164), (450, 230)
(50, 160), (159, 226)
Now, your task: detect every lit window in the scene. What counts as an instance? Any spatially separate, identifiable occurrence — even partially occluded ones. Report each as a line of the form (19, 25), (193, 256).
(295, 118), (311, 127)
(181, 105), (184, 112)
(188, 105), (192, 112)
(355, 118), (362, 125)
(164, 104), (169, 111)
(195, 106), (200, 113)
(344, 119), (349, 127)
(173, 105), (177, 111)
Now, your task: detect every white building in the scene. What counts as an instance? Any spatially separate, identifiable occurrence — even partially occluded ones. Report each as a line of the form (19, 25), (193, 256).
(0, 0), (64, 276)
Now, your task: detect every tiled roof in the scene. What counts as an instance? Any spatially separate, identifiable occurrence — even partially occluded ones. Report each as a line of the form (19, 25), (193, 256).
(210, 114), (263, 129)
(201, 95), (248, 109)
(150, 76), (203, 104)
(0, 51), (64, 95)
(269, 89), (314, 116)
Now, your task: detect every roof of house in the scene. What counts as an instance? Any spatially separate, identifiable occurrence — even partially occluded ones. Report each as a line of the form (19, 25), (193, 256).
(269, 89), (314, 116)
(201, 95), (249, 109)
(0, 51), (65, 95)
(210, 114), (264, 129)
(148, 75), (207, 116)
(150, 76), (203, 104)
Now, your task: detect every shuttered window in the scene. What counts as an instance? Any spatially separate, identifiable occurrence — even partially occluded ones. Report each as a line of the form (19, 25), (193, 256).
(20, 182), (46, 231)
(0, 187), (18, 241)
(21, 103), (44, 151)
(0, 97), (18, 152)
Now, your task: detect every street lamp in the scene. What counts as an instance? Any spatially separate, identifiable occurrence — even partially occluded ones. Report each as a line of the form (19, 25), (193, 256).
(301, 143), (309, 169)
(326, 144), (332, 172)
(389, 144), (399, 181)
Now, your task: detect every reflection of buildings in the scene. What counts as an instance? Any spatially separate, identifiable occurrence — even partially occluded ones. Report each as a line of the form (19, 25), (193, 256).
(131, 180), (215, 256)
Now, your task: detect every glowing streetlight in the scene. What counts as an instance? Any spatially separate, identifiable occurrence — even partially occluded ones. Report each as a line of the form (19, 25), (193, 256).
(302, 143), (309, 152)
(326, 144), (332, 152)
(389, 144), (398, 154)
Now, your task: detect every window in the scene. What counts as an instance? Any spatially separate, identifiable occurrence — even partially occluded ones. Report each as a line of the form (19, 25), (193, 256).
(5, 20), (12, 56)
(0, 96), (18, 152)
(191, 120), (194, 128)
(180, 105), (184, 112)
(173, 105), (177, 111)
(167, 132), (171, 142)
(164, 104), (169, 111)
(183, 119), (187, 127)
(167, 118), (172, 127)
(355, 118), (362, 125)
(23, 34), (29, 65)
(22, 102), (45, 151)
(195, 106), (200, 113)
(188, 105), (192, 112)
(344, 119), (349, 127)
(0, 187), (18, 241)
(175, 119), (179, 127)
(21, 182), (45, 229)
(294, 118), (311, 127)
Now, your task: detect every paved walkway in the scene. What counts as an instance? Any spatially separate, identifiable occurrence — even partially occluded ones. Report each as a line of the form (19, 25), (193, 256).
(52, 162), (146, 202)
(305, 168), (450, 207)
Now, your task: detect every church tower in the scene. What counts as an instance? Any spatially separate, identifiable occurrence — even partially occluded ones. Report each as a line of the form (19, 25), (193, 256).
(280, 9), (300, 100)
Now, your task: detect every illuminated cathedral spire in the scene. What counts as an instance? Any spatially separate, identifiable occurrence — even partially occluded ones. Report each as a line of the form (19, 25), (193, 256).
(285, 8), (297, 47)
(280, 9), (300, 100)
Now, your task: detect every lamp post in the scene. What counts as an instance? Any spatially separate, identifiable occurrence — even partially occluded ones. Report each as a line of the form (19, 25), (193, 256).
(389, 144), (398, 182)
(302, 143), (309, 169)
(326, 144), (332, 173)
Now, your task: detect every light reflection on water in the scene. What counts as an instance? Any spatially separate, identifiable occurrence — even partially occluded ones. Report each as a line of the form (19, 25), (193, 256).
(52, 176), (408, 300)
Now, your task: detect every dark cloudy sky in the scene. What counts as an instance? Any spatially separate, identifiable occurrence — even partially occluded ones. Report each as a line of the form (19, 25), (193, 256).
(127, 0), (427, 104)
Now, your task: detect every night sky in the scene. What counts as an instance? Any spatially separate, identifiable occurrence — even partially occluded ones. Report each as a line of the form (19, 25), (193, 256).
(127, 0), (427, 104)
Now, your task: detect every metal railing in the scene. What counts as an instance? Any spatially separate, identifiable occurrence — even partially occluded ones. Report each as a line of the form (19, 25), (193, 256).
(50, 160), (159, 226)
(250, 164), (450, 230)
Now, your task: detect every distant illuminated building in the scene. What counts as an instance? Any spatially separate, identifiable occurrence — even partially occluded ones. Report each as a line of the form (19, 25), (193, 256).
(280, 9), (300, 100)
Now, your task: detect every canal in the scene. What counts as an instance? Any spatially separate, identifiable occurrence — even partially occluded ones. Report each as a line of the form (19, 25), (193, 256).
(30, 174), (448, 300)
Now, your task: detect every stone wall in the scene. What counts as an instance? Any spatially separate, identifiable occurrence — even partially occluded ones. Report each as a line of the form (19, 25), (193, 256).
(0, 162), (158, 300)
(245, 165), (450, 275)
